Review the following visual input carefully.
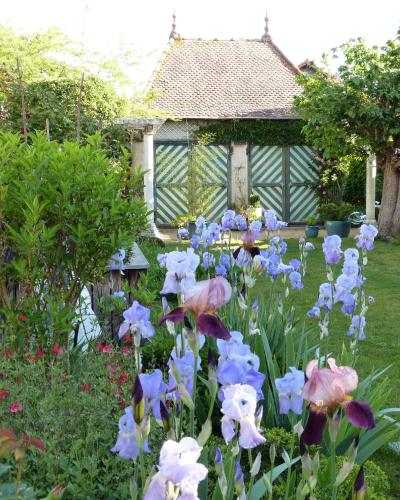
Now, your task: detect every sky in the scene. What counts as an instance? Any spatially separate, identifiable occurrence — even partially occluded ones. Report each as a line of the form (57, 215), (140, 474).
(2, 0), (400, 89)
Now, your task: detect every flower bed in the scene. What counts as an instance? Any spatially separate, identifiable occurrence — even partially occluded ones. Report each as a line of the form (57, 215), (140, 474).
(0, 209), (398, 499)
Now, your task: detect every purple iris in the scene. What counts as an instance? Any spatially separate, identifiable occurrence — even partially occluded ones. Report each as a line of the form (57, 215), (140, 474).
(307, 306), (320, 318)
(316, 283), (333, 310)
(139, 369), (167, 420)
(289, 271), (304, 289)
(215, 264), (228, 277)
(191, 235), (201, 250)
(167, 351), (198, 400)
(220, 253), (232, 270)
(195, 216), (206, 234)
(221, 210), (236, 232)
(109, 249), (125, 271)
(235, 248), (251, 268)
(178, 227), (189, 240)
(264, 209), (287, 231)
(334, 274), (357, 302)
(304, 242), (315, 251)
(157, 253), (167, 268)
(113, 291), (126, 301)
(322, 235), (342, 265)
(356, 224), (378, 252)
(208, 222), (221, 241)
(348, 315), (366, 340)
(341, 293), (356, 315)
(217, 358), (265, 400)
(249, 219), (262, 236)
(275, 368), (305, 415)
(201, 252), (215, 270)
(118, 301), (154, 339)
(234, 214), (247, 231)
(289, 258), (301, 272)
(111, 406), (149, 459)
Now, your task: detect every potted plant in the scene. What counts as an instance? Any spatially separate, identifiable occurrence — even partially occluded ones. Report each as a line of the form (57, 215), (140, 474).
(318, 202), (356, 237)
(304, 215), (319, 237)
(249, 193), (262, 219)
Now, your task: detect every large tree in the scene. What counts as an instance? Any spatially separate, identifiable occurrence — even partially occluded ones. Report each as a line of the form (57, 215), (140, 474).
(294, 32), (400, 238)
(0, 26), (158, 142)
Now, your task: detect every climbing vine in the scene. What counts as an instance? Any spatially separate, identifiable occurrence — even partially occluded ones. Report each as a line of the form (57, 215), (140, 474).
(195, 119), (306, 146)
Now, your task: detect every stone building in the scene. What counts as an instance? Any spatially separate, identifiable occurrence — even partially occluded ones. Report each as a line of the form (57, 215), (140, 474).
(128, 13), (321, 228)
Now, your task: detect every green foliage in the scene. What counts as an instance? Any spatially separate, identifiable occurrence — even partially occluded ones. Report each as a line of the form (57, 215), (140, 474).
(196, 119), (306, 146)
(305, 215), (318, 226)
(0, 132), (148, 351)
(0, 26), (166, 146)
(3, 77), (126, 142)
(0, 347), (162, 499)
(314, 457), (391, 499)
(294, 33), (400, 158)
(318, 202), (356, 221)
(186, 141), (217, 219)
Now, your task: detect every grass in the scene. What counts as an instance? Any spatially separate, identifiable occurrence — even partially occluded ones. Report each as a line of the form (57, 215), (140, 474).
(141, 234), (400, 496)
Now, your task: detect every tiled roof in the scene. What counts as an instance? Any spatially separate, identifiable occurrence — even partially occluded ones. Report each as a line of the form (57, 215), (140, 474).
(148, 38), (302, 119)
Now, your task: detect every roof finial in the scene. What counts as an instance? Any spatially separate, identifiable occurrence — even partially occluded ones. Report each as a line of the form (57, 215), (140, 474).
(169, 10), (178, 40)
(261, 10), (271, 42)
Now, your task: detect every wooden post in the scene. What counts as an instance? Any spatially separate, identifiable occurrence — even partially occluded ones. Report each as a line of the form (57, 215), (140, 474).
(76, 72), (85, 142)
(16, 58), (28, 142)
(45, 118), (50, 141)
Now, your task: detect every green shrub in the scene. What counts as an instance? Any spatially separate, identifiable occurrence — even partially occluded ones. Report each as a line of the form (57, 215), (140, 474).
(0, 132), (148, 353)
(318, 202), (356, 221)
(0, 346), (165, 499)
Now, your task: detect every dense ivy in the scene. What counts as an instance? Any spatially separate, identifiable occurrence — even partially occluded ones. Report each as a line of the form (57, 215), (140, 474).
(195, 119), (307, 145)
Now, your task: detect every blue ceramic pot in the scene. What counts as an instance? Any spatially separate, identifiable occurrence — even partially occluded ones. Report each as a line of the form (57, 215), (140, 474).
(187, 221), (197, 237)
(325, 221), (351, 237)
(305, 225), (319, 238)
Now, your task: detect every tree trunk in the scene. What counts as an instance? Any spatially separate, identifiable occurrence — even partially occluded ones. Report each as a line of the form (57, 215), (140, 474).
(378, 153), (400, 238)
(390, 174), (400, 236)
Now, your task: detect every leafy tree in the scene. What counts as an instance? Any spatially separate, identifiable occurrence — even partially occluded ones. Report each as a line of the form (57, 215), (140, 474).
(0, 132), (148, 353)
(3, 76), (126, 142)
(0, 26), (163, 143)
(294, 32), (400, 238)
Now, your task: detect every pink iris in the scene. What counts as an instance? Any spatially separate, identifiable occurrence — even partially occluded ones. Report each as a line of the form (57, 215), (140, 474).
(159, 277), (232, 340)
(301, 358), (375, 445)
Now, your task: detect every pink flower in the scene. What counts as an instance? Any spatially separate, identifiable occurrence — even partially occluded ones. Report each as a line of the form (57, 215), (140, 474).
(122, 347), (130, 355)
(80, 384), (92, 392)
(102, 344), (112, 354)
(0, 389), (8, 399)
(37, 349), (45, 359)
(3, 349), (13, 358)
(302, 358), (357, 410)
(49, 485), (64, 497)
(18, 314), (27, 321)
(52, 345), (62, 356)
(301, 358), (375, 446)
(160, 277), (232, 340)
(10, 402), (23, 413)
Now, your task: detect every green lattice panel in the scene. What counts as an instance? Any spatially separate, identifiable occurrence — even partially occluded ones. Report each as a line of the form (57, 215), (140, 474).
(250, 146), (284, 218)
(154, 143), (229, 224)
(289, 146), (318, 222)
(155, 144), (189, 224)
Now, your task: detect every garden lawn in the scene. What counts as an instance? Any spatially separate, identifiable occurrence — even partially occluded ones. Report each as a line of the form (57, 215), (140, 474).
(156, 235), (400, 496)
